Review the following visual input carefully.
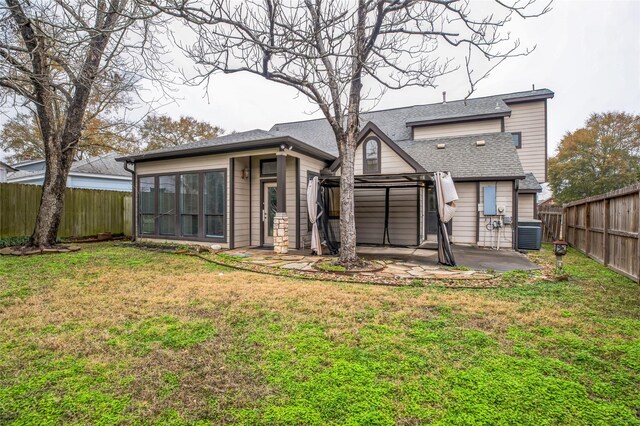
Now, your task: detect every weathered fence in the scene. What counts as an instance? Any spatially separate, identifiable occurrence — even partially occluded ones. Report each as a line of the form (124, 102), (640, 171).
(0, 183), (132, 239)
(538, 204), (563, 242)
(562, 183), (640, 283)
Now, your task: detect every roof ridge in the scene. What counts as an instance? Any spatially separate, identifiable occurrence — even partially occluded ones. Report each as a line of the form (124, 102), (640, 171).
(272, 88), (552, 128)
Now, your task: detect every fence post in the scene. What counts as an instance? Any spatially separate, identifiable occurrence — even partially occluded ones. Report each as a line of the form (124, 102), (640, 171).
(585, 201), (591, 256)
(603, 198), (610, 266)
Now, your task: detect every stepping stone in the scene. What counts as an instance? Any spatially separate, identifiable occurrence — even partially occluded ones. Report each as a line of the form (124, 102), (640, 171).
(281, 262), (311, 270)
(282, 255), (306, 261)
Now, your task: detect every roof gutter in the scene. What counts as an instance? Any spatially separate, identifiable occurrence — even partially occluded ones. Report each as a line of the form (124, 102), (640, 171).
(503, 93), (555, 104)
(116, 136), (336, 164)
(452, 175), (525, 182)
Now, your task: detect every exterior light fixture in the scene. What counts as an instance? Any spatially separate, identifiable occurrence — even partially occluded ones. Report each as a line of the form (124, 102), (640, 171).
(553, 240), (568, 272)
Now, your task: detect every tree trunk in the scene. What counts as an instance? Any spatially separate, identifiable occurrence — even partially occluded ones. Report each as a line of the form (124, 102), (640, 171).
(338, 133), (358, 264)
(29, 138), (74, 247)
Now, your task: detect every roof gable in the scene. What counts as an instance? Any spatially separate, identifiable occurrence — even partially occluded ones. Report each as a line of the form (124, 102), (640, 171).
(329, 122), (424, 173)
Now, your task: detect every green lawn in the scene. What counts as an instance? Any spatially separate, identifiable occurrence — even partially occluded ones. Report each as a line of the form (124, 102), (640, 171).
(0, 243), (638, 425)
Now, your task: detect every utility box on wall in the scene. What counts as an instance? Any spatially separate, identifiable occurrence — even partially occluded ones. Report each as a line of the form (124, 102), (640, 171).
(483, 186), (497, 215)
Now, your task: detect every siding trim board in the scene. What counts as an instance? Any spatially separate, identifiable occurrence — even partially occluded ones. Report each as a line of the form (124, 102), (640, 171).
(229, 158), (235, 249)
(295, 157), (301, 249)
(544, 99), (548, 181)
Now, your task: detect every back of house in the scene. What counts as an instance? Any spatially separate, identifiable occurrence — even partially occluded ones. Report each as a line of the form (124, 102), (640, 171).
(117, 88), (553, 252)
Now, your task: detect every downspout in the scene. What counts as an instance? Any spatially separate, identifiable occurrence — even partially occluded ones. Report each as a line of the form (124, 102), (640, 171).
(123, 161), (136, 241)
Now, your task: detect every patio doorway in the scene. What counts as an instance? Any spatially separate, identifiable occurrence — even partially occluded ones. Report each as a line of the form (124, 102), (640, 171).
(262, 182), (277, 246)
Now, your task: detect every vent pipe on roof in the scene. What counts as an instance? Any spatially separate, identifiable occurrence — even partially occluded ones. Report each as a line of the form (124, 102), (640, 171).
(442, 91), (446, 104)
(532, 83), (535, 90)
(437, 143), (445, 149)
(476, 140), (485, 146)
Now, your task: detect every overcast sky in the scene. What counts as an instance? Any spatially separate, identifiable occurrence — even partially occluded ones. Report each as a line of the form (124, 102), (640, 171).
(1, 0), (638, 163)
(148, 0), (640, 156)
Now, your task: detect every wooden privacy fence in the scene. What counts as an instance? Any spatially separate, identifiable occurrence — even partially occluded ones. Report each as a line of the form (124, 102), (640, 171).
(0, 183), (132, 239)
(562, 183), (640, 283)
(538, 204), (563, 242)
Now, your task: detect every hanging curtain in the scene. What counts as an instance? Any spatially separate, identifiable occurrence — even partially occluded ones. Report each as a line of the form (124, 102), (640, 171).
(307, 176), (323, 255)
(434, 171), (458, 266)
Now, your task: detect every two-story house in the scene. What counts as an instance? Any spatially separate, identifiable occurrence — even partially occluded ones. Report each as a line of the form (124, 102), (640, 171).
(117, 88), (552, 252)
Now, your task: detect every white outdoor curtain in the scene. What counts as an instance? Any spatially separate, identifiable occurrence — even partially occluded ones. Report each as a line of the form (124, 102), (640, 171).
(434, 171), (458, 266)
(307, 176), (322, 255)
(435, 171), (458, 223)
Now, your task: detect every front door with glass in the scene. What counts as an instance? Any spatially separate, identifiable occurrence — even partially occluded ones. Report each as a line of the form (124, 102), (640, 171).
(263, 182), (278, 246)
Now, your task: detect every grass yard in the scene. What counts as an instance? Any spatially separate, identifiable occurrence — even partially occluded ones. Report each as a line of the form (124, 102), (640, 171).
(0, 243), (638, 425)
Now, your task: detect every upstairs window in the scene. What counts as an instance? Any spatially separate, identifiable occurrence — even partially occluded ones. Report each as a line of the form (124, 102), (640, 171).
(511, 132), (522, 149)
(363, 137), (381, 174)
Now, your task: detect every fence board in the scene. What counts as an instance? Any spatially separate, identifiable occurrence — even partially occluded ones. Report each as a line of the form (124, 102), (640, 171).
(556, 183), (640, 283)
(0, 183), (131, 240)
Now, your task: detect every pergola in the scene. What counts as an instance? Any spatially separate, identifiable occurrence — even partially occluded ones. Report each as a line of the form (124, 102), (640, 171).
(319, 172), (435, 189)
(317, 173), (437, 247)
(315, 171), (455, 265)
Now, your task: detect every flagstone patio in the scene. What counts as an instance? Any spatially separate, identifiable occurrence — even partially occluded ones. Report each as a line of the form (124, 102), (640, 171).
(223, 245), (538, 280)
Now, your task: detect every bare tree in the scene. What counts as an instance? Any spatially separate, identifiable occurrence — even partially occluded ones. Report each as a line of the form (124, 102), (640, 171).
(156, 0), (549, 265)
(0, 0), (169, 247)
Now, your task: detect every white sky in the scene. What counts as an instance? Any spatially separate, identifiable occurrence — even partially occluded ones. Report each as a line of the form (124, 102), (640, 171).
(149, 0), (640, 156)
(1, 0), (639, 162)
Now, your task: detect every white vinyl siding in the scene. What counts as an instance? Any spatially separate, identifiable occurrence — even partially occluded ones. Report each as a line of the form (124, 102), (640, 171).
(413, 119), (502, 140)
(518, 193), (536, 220)
(477, 181), (514, 248)
(233, 157), (250, 247)
(451, 182), (477, 244)
(504, 101), (547, 182)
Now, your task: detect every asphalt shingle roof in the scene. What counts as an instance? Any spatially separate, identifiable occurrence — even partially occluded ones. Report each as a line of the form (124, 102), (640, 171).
(115, 88), (551, 180)
(8, 153), (129, 180)
(272, 89), (553, 152)
(136, 129), (278, 157)
(519, 172), (543, 192)
(396, 133), (525, 179)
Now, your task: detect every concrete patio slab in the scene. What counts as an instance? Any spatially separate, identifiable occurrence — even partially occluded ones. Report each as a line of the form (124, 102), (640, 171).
(357, 244), (539, 272)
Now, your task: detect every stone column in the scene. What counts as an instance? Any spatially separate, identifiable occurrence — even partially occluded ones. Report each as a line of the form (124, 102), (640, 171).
(274, 150), (289, 254)
(273, 213), (289, 254)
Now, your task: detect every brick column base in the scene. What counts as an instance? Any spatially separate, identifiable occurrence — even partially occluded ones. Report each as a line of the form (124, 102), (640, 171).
(273, 213), (289, 254)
